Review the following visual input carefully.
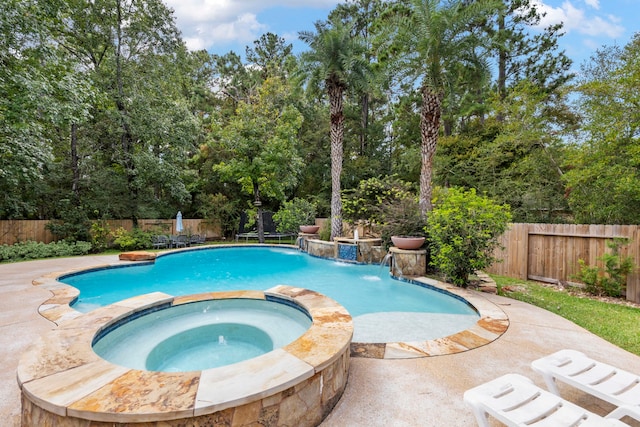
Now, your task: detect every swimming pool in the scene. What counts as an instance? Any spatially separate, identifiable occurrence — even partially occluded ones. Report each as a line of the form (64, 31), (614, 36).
(61, 246), (479, 343)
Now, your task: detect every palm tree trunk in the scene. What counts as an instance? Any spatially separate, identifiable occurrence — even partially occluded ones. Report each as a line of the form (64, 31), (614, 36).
(419, 86), (443, 217)
(328, 83), (345, 240)
(253, 182), (264, 243)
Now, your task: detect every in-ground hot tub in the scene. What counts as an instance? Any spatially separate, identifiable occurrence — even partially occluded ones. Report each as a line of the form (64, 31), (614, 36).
(93, 298), (312, 372)
(18, 286), (353, 426)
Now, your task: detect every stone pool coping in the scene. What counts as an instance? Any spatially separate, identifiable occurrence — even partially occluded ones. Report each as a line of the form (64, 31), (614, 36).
(31, 244), (509, 360)
(351, 275), (509, 358)
(18, 285), (353, 423)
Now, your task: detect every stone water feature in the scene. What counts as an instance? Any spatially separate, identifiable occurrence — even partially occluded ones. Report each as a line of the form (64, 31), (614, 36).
(305, 237), (385, 264)
(303, 236), (424, 279)
(388, 246), (428, 277)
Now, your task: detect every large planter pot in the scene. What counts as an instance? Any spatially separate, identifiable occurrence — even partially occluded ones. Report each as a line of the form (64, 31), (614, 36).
(391, 236), (425, 250)
(299, 225), (320, 234)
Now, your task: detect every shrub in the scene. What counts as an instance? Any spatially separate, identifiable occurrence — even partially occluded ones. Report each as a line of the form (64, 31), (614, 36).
(318, 219), (332, 241)
(573, 238), (635, 297)
(89, 220), (113, 252)
(111, 227), (152, 251)
(45, 203), (91, 242)
(273, 198), (317, 233)
(428, 187), (511, 287)
(0, 240), (92, 262)
(342, 176), (414, 230)
(196, 193), (241, 239)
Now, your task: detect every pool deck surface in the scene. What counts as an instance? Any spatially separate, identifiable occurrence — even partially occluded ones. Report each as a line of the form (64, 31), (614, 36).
(2, 254), (640, 426)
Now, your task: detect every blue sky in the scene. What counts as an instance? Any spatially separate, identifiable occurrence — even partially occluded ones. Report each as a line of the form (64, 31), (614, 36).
(163, 0), (639, 70)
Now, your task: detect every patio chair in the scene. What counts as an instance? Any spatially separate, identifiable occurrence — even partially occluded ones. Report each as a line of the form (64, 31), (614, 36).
(464, 373), (627, 427)
(189, 234), (201, 246)
(171, 234), (188, 248)
(152, 235), (169, 249)
(531, 349), (640, 422)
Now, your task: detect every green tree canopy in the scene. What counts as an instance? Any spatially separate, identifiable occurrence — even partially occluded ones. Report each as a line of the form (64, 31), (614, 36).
(212, 77), (304, 241)
(564, 35), (640, 224)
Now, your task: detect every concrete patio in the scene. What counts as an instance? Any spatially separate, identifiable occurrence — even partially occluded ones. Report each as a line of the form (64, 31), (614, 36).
(2, 255), (640, 426)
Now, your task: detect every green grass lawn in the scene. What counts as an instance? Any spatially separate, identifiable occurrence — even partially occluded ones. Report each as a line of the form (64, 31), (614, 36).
(493, 275), (640, 356)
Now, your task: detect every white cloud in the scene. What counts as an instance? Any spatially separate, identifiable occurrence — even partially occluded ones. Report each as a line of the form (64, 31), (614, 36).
(164, 0), (343, 51)
(584, 0), (599, 9)
(528, 0), (624, 38)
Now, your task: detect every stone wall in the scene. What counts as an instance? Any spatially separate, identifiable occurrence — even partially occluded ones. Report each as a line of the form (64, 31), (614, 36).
(19, 287), (353, 427)
(389, 247), (427, 277)
(21, 351), (350, 427)
(306, 239), (336, 259)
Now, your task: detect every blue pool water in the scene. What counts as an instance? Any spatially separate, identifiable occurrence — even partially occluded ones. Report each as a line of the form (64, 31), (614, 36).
(62, 246), (479, 342)
(93, 298), (311, 371)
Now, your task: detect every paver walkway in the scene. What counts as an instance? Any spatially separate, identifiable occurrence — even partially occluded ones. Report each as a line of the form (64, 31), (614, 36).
(2, 255), (640, 426)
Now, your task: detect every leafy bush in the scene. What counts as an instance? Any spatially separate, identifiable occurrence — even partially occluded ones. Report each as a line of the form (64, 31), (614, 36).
(318, 219), (332, 241)
(196, 193), (241, 239)
(45, 202), (91, 242)
(89, 220), (113, 252)
(573, 238), (635, 297)
(342, 176), (414, 228)
(273, 198), (317, 233)
(428, 187), (511, 287)
(0, 240), (92, 262)
(111, 227), (152, 251)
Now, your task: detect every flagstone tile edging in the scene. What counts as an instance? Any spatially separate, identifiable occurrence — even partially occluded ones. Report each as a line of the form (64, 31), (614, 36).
(350, 276), (509, 359)
(31, 245), (509, 361)
(18, 285), (352, 426)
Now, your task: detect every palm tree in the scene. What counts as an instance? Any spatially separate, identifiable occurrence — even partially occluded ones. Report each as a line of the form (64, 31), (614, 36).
(299, 17), (368, 240)
(393, 0), (498, 216)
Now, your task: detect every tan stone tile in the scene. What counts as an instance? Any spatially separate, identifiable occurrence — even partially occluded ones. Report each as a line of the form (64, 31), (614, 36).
(478, 317), (509, 334)
(17, 328), (98, 384)
(173, 290), (265, 306)
(350, 342), (386, 358)
(230, 400), (262, 426)
(284, 327), (352, 371)
(21, 360), (129, 417)
(307, 306), (352, 329)
(449, 329), (491, 349)
(38, 304), (82, 324)
(194, 349), (313, 416)
(112, 291), (173, 310)
(68, 369), (199, 422)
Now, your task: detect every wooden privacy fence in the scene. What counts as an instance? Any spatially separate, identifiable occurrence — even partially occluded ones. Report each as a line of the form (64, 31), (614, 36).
(0, 219), (221, 246)
(487, 223), (640, 304)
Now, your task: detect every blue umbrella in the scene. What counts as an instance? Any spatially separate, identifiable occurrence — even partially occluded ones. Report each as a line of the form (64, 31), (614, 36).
(176, 211), (183, 233)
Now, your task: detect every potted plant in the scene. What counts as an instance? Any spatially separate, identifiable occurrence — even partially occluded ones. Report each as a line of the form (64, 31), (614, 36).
(391, 235), (426, 250)
(273, 198), (318, 234)
(378, 197), (427, 250)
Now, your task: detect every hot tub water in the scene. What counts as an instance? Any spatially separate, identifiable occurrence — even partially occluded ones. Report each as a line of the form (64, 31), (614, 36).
(93, 298), (311, 372)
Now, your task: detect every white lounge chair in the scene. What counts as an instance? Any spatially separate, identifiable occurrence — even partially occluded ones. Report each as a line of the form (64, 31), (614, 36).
(463, 373), (627, 427)
(532, 349), (640, 422)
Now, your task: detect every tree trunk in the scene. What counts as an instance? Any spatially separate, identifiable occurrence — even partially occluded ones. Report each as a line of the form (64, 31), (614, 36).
(497, 9), (506, 122)
(115, 0), (138, 226)
(328, 83), (345, 240)
(254, 182), (264, 243)
(360, 93), (369, 155)
(419, 86), (443, 217)
(70, 123), (80, 199)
